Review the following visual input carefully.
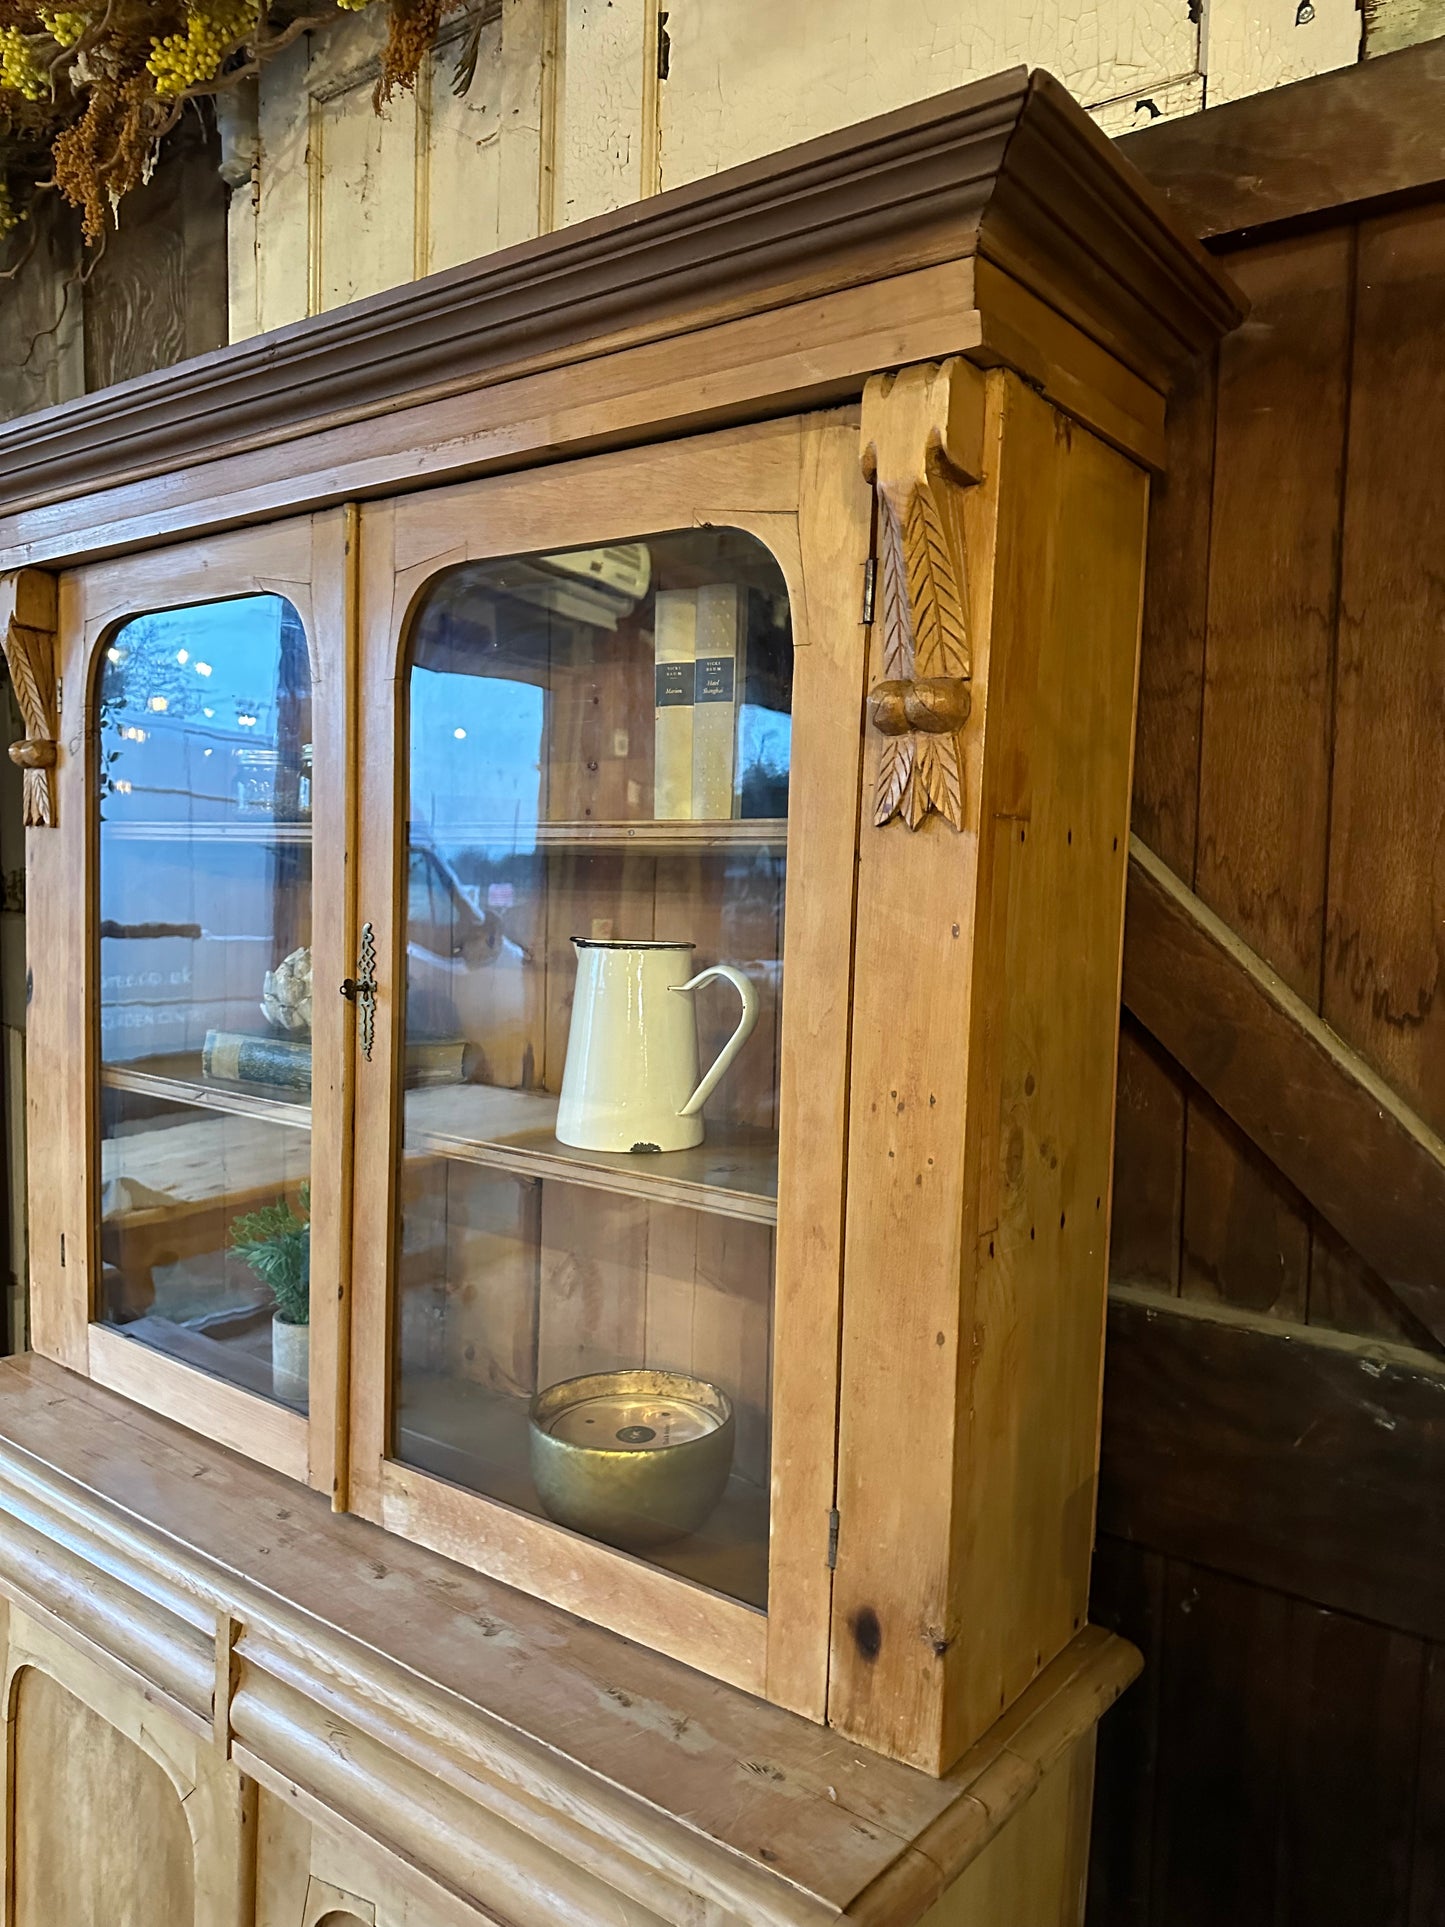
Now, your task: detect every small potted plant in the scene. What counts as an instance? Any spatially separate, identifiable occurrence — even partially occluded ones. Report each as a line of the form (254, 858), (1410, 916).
(230, 1186), (310, 1406)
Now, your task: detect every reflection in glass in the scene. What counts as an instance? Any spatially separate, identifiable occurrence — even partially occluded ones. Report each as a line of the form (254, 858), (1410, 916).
(394, 531), (792, 1607)
(96, 595), (313, 1411)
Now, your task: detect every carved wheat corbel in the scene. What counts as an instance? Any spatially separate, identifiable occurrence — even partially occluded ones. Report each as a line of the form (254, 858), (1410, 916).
(860, 358), (983, 832)
(1, 571), (60, 829)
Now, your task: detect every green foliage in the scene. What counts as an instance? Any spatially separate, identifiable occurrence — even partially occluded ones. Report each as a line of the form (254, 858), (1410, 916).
(230, 1182), (309, 1326)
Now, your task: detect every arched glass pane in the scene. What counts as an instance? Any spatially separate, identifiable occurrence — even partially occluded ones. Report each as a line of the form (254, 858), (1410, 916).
(96, 594), (313, 1412)
(394, 530), (792, 1608)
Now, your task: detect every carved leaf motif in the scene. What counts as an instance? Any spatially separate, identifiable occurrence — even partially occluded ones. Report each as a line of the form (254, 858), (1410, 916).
(902, 482), (970, 681)
(874, 735), (914, 828)
(876, 499), (912, 683)
(3, 618), (57, 829)
(917, 731), (964, 832)
(5, 623), (53, 742)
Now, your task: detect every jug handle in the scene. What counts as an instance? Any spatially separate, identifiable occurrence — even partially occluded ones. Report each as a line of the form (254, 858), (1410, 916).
(673, 964), (760, 1118)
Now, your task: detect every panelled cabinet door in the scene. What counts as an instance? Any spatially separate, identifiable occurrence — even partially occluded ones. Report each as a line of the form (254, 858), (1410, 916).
(347, 414), (870, 1711)
(32, 515), (352, 1497)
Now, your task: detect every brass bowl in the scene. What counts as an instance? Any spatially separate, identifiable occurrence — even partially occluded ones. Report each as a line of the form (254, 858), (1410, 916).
(528, 1369), (735, 1552)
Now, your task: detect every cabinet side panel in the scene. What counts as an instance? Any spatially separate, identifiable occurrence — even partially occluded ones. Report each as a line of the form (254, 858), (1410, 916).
(831, 370), (1148, 1771)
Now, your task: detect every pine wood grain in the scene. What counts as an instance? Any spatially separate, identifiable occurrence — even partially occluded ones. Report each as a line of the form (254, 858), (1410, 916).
(831, 368), (1148, 1772)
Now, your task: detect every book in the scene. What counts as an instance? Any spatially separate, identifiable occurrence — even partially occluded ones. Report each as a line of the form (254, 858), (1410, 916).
(203, 1030), (470, 1093)
(653, 588), (696, 820)
(691, 583), (746, 819)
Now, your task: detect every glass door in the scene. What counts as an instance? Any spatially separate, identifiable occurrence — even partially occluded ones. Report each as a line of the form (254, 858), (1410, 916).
(95, 593), (315, 1412)
(349, 420), (870, 1707)
(393, 531), (790, 1609)
(50, 515), (350, 1493)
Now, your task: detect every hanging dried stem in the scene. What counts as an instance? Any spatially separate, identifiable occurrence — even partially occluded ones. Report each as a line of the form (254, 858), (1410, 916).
(0, 1), (473, 255)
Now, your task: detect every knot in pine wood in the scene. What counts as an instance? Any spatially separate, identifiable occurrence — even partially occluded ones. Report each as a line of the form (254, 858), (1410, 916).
(869, 675), (972, 737)
(9, 739), (56, 769)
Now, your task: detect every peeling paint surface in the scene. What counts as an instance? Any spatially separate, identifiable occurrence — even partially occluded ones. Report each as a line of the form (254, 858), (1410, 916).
(658, 0), (1200, 187)
(1203, 0), (1360, 106)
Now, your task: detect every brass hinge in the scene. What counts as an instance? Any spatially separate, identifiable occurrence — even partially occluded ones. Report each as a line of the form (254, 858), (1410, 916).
(826, 1507), (840, 1570)
(861, 555), (877, 626)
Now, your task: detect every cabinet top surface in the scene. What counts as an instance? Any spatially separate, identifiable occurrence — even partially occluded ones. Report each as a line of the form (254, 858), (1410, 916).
(0, 1353), (1137, 1923)
(0, 64), (1242, 557)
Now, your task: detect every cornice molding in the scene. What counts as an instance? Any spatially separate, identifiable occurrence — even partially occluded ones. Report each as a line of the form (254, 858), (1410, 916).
(0, 68), (1241, 529)
(0, 1356), (1138, 1927)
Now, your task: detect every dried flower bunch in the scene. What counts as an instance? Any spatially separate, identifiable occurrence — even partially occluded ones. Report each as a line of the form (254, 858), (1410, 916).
(0, 0), (466, 249)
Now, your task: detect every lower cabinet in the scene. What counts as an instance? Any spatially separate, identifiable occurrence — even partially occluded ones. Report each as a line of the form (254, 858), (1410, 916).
(1, 1587), (1101, 1927)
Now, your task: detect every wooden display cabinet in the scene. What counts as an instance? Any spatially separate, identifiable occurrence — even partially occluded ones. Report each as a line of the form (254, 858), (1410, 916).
(0, 68), (1241, 1927)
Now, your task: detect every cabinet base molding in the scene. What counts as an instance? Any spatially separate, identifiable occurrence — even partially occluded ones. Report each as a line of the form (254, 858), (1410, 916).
(0, 1355), (1136, 1926)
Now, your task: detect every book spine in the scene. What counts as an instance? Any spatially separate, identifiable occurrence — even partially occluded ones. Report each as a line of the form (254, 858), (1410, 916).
(653, 589), (696, 820)
(692, 583), (744, 820)
(203, 1031), (313, 1093)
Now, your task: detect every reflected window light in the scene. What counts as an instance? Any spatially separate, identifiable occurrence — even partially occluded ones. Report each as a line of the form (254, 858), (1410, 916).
(147, 695), (168, 713)
(237, 712), (258, 728)
(120, 726), (148, 743)
(202, 748), (213, 758)
(454, 727), (467, 740)
(202, 707), (215, 719)
(194, 661), (212, 677)
(105, 646), (123, 663)
(175, 649), (189, 665)
(112, 779), (132, 795)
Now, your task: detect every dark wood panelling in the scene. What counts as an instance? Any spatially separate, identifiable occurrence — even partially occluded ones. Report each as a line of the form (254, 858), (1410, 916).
(83, 112), (228, 394)
(1086, 1539), (1165, 1927)
(1123, 841), (1445, 1352)
(1410, 1649), (1445, 1927)
(1276, 1608), (1422, 1927)
(1099, 1290), (1445, 1641)
(0, 202), (81, 425)
(1091, 1546), (1435, 1927)
(1326, 203), (1445, 1139)
(1149, 1564), (1291, 1927)
(1121, 37), (1445, 241)
(1107, 341), (1216, 1294)
(1181, 230), (1352, 1319)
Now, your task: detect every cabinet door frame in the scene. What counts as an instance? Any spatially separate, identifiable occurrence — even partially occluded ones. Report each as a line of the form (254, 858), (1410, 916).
(348, 413), (869, 1712)
(33, 513), (352, 1497)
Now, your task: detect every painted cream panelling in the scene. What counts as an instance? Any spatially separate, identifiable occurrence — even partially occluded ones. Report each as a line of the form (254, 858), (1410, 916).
(558, 0), (660, 224)
(658, 0), (1199, 186)
(233, 0), (552, 338)
(232, 0), (1375, 342)
(1204, 0), (1360, 105)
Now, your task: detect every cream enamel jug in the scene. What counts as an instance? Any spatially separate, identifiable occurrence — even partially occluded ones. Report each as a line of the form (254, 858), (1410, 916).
(556, 940), (759, 1153)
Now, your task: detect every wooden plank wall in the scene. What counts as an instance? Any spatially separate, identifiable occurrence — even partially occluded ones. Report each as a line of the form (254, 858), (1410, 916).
(1089, 201), (1445, 1926)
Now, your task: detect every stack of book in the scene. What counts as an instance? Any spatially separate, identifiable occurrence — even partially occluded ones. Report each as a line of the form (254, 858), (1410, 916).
(203, 1030), (470, 1094)
(654, 583), (746, 821)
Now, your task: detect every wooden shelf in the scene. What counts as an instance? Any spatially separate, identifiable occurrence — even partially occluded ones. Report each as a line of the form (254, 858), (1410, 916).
(103, 1056), (310, 1128)
(102, 1061), (775, 1221)
(405, 1084), (778, 1223)
(395, 1374), (769, 1610)
(469, 818), (787, 852)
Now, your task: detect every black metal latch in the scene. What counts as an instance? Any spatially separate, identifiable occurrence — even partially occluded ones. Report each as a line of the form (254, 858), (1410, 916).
(340, 921), (378, 1060)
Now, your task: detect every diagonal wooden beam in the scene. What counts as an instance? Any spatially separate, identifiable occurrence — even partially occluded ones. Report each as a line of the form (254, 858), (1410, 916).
(1122, 836), (1445, 1350)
